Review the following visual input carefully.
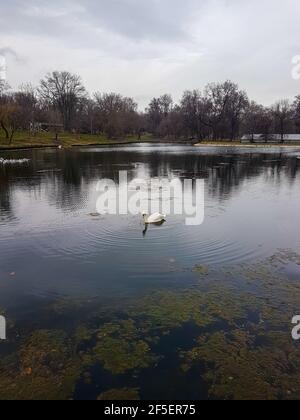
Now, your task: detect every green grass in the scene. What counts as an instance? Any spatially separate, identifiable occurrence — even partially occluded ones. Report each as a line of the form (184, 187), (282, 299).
(3, 131), (298, 150)
(0, 130), (154, 150)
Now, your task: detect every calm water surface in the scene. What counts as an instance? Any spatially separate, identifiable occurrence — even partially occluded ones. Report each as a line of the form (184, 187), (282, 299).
(0, 144), (300, 400)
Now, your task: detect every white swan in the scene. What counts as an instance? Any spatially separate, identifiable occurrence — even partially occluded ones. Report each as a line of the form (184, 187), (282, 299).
(142, 212), (166, 224)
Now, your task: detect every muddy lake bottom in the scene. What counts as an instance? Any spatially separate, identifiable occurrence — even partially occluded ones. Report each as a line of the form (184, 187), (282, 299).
(0, 144), (300, 400)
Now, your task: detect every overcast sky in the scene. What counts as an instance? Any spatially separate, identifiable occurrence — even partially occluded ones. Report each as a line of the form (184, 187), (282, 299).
(1, 0), (300, 108)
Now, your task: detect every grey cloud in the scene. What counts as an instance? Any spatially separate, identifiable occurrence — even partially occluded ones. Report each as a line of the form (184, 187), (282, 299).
(81, 0), (201, 42)
(0, 0), (196, 40)
(1, 0), (300, 107)
(0, 47), (20, 60)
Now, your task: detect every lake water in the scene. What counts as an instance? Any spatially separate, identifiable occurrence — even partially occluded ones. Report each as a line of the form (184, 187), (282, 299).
(0, 144), (300, 400)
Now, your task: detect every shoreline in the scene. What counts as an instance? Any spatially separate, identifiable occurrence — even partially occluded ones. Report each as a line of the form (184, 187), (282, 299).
(0, 138), (190, 152)
(0, 139), (152, 152)
(1, 140), (300, 152)
(194, 142), (300, 148)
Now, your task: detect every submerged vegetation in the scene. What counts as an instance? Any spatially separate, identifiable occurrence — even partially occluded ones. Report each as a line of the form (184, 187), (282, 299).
(0, 330), (81, 400)
(181, 330), (300, 400)
(0, 250), (299, 400)
(89, 320), (158, 375)
(97, 388), (140, 401)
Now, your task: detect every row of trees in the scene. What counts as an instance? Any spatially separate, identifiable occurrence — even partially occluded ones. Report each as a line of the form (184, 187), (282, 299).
(147, 85), (300, 142)
(1, 72), (300, 143)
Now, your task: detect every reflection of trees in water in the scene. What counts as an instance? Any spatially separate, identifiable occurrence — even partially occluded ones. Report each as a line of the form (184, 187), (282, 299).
(0, 172), (15, 221)
(0, 149), (299, 214)
(48, 152), (87, 211)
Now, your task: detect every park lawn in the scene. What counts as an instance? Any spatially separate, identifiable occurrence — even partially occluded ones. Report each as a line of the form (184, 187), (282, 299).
(0, 131), (154, 150)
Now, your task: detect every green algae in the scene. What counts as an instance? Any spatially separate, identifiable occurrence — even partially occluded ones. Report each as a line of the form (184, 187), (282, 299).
(0, 330), (82, 400)
(128, 288), (254, 332)
(181, 329), (300, 400)
(176, 250), (300, 400)
(0, 250), (300, 400)
(87, 320), (158, 375)
(192, 265), (209, 276)
(98, 388), (140, 400)
(74, 325), (94, 346)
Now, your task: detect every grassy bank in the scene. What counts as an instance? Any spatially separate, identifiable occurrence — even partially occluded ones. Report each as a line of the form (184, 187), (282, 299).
(195, 140), (300, 148)
(1, 131), (300, 151)
(0, 131), (155, 151)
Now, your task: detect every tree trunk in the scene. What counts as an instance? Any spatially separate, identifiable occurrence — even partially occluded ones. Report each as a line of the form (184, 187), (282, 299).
(281, 124), (284, 143)
(9, 128), (15, 145)
(0, 121), (9, 140)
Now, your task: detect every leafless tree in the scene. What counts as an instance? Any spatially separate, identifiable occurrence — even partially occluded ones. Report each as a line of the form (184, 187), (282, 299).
(146, 95), (173, 137)
(14, 84), (37, 132)
(271, 100), (293, 143)
(293, 96), (300, 132)
(226, 88), (249, 141)
(180, 90), (201, 139)
(0, 99), (22, 143)
(39, 71), (86, 131)
(94, 93), (139, 138)
(242, 102), (265, 142)
(259, 108), (274, 143)
(203, 81), (248, 140)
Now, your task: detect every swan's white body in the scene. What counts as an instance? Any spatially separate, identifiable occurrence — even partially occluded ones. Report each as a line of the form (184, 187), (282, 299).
(143, 212), (166, 224)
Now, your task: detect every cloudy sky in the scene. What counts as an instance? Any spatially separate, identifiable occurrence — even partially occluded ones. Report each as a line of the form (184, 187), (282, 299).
(1, 0), (300, 108)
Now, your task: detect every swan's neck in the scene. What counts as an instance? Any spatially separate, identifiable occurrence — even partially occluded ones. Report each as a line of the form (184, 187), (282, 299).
(143, 214), (148, 223)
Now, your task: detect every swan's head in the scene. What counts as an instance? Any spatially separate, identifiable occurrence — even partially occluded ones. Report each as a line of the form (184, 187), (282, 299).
(141, 211), (148, 217)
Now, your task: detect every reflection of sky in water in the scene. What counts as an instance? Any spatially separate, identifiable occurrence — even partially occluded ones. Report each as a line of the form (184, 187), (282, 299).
(0, 145), (300, 309)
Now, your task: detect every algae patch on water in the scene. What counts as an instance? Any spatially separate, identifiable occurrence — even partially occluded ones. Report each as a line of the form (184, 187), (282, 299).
(98, 388), (140, 400)
(192, 265), (209, 276)
(0, 250), (300, 400)
(0, 330), (82, 400)
(85, 320), (158, 375)
(129, 288), (253, 332)
(181, 329), (300, 400)
(177, 250), (300, 400)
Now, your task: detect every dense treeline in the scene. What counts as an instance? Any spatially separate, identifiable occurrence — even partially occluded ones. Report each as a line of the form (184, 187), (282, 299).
(1, 71), (300, 143)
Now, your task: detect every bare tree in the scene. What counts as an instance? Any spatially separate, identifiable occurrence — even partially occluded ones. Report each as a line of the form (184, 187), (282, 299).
(39, 71), (86, 131)
(180, 90), (201, 139)
(94, 93), (138, 138)
(242, 101), (264, 142)
(226, 88), (249, 141)
(259, 108), (274, 143)
(0, 100), (22, 144)
(271, 100), (293, 143)
(204, 81), (248, 140)
(293, 96), (300, 132)
(14, 84), (37, 132)
(146, 95), (173, 137)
